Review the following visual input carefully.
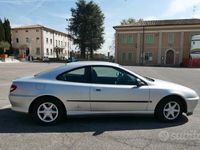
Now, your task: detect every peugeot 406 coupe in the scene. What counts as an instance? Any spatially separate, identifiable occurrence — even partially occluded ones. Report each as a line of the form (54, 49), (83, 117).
(9, 61), (199, 125)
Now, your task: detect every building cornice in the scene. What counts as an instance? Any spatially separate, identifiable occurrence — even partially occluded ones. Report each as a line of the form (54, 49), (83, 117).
(12, 24), (69, 37)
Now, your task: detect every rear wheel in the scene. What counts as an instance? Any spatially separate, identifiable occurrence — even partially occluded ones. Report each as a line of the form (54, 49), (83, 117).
(32, 98), (65, 125)
(155, 98), (183, 122)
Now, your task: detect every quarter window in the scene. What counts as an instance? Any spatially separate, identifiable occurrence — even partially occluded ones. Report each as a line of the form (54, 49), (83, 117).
(57, 67), (88, 83)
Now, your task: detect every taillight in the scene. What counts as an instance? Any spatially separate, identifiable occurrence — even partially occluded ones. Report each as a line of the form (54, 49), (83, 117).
(10, 84), (17, 92)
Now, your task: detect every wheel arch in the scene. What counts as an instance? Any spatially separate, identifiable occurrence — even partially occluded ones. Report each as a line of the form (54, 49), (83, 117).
(155, 94), (187, 113)
(29, 95), (66, 114)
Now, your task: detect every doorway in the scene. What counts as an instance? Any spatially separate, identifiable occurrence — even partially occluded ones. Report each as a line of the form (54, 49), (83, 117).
(166, 50), (175, 65)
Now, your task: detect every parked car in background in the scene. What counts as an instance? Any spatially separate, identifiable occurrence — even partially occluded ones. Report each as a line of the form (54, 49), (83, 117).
(42, 56), (49, 62)
(67, 57), (77, 63)
(9, 61), (199, 125)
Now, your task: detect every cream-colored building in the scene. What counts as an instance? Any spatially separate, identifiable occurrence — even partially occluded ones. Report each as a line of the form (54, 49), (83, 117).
(11, 25), (71, 59)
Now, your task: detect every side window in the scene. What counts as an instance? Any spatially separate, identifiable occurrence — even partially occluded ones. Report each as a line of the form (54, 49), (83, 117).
(57, 67), (88, 83)
(91, 66), (138, 85)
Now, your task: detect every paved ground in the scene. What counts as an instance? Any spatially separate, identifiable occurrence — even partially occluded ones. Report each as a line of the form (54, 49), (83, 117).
(0, 62), (200, 150)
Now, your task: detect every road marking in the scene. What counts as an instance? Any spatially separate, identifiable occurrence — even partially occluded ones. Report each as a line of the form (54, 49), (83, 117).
(0, 104), (11, 109)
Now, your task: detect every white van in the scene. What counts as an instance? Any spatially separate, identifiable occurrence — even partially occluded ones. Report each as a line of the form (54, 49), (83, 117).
(191, 35), (200, 58)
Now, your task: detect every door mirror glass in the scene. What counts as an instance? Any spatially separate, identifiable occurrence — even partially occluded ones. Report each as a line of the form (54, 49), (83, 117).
(136, 79), (145, 87)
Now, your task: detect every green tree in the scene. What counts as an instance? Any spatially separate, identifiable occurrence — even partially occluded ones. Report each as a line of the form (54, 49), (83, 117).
(121, 18), (144, 25)
(0, 19), (5, 41)
(0, 41), (10, 52)
(69, 0), (105, 59)
(3, 19), (11, 44)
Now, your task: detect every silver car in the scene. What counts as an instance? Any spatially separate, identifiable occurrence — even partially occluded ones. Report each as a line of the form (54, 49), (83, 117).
(9, 61), (199, 125)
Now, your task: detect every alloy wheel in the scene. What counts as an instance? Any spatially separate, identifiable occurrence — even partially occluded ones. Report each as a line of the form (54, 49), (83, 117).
(37, 102), (59, 123)
(163, 101), (180, 120)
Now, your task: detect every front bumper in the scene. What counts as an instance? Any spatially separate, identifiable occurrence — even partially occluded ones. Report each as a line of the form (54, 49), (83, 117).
(186, 97), (199, 115)
(9, 94), (34, 113)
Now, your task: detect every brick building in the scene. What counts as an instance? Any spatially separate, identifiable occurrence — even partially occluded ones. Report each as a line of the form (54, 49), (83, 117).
(113, 19), (200, 66)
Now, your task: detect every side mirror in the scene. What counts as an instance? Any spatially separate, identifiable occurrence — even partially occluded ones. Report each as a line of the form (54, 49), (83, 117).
(136, 79), (145, 87)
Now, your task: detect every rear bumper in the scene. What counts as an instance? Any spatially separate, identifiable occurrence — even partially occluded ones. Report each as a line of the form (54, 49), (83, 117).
(186, 97), (199, 115)
(9, 94), (34, 113)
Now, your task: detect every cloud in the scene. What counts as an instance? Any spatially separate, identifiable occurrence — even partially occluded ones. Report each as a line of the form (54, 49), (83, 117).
(164, 0), (200, 17)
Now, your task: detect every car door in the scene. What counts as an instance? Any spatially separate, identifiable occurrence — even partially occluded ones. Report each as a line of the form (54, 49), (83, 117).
(56, 66), (91, 111)
(90, 66), (150, 111)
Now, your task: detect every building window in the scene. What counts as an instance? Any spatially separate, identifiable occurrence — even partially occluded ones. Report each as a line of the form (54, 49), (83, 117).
(16, 38), (19, 43)
(145, 52), (153, 61)
(65, 42), (67, 47)
(61, 41), (63, 47)
(46, 38), (48, 44)
(50, 49), (53, 55)
(46, 48), (49, 55)
(193, 41), (195, 45)
(26, 37), (29, 43)
(128, 52), (132, 61)
(36, 29), (39, 32)
(144, 34), (154, 44)
(59, 40), (60, 46)
(56, 40), (57, 46)
(122, 53), (126, 62)
(50, 39), (52, 44)
(36, 37), (40, 43)
(120, 34), (133, 44)
(36, 48), (40, 55)
(168, 33), (174, 44)
(15, 30), (18, 33)
(25, 30), (28, 32)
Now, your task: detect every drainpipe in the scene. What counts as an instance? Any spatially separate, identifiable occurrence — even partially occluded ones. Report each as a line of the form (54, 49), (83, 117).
(141, 25), (145, 65)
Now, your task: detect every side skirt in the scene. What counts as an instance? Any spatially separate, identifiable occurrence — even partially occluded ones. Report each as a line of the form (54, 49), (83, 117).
(67, 111), (154, 116)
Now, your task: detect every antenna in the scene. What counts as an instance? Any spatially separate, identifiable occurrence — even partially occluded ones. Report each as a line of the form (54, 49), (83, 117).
(193, 5), (197, 18)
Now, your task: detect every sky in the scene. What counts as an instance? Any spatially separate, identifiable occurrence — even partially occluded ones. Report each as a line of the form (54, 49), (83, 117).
(0, 0), (200, 55)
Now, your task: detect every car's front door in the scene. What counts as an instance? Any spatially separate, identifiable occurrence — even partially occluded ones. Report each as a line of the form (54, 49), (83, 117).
(90, 66), (150, 111)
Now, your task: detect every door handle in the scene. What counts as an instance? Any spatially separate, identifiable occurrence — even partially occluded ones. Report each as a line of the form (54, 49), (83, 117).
(95, 89), (101, 92)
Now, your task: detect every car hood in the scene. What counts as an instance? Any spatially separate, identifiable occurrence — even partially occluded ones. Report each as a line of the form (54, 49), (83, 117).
(151, 79), (198, 98)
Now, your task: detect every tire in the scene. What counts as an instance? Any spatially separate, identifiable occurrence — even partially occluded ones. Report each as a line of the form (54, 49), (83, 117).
(32, 98), (65, 125)
(155, 97), (183, 122)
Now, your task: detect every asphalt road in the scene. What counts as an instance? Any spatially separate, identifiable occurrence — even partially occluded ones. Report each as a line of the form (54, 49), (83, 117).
(0, 62), (200, 150)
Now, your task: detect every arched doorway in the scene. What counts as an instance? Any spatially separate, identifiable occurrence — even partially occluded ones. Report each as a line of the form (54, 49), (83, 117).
(166, 50), (175, 65)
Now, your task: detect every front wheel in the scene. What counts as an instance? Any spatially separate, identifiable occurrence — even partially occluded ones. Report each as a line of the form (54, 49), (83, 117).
(155, 98), (183, 122)
(32, 98), (65, 125)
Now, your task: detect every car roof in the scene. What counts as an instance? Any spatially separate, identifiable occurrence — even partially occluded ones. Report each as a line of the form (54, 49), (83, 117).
(35, 61), (121, 79)
(66, 61), (119, 67)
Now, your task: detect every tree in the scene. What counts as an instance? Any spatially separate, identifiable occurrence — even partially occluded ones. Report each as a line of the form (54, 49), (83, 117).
(69, 0), (105, 59)
(121, 18), (144, 25)
(0, 41), (10, 52)
(3, 19), (11, 44)
(0, 19), (5, 41)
